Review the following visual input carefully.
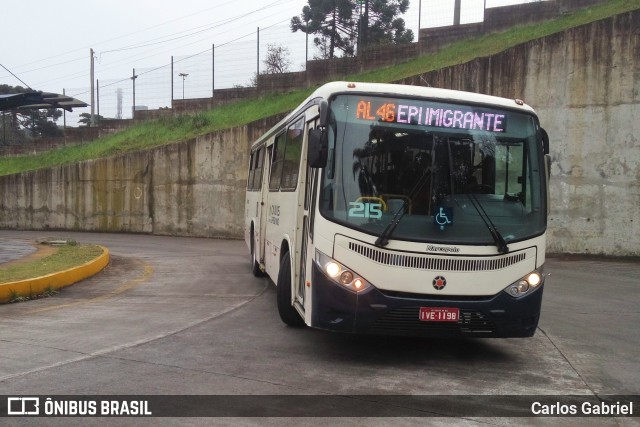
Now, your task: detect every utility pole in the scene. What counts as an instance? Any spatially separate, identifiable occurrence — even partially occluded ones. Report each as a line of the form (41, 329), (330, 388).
(131, 68), (138, 118)
(90, 48), (95, 126)
(453, 0), (461, 26)
(256, 27), (260, 82)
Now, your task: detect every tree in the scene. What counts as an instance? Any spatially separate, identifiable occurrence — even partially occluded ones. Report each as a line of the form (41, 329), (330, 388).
(291, 1), (414, 59)
(359, 0), (414, 49)
(291, 0), (357, 59)
(263, 44), (293, 74)
(78, 112), (104, 126)
(20, 108), (62, 137)
(0, 84), (29, 95)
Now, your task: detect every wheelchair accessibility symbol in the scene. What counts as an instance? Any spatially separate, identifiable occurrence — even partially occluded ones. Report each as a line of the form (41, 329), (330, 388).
(434, 206), (453, 230)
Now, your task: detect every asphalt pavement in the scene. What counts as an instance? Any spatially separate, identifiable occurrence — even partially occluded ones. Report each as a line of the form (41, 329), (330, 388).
(0, 238), (37, 264)
(0, 230), (637, 426)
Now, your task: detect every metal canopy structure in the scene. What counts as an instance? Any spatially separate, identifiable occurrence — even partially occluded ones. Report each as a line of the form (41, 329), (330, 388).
(0, 92), (87, 112)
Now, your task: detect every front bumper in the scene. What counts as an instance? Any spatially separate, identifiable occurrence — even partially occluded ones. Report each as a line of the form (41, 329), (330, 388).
(310, 263), (543, 338)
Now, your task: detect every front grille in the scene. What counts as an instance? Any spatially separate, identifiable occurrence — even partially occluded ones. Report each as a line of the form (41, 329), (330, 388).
(379, 289), (495, 301)
(348, 242), (527, 271)
(369, 306), (496, 336)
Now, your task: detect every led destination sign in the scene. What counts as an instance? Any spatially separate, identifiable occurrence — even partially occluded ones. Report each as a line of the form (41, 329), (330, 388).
(355, 98), (508, 133)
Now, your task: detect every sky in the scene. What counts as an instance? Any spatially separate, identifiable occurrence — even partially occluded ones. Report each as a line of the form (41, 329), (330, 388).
(1, 0), (545, 124)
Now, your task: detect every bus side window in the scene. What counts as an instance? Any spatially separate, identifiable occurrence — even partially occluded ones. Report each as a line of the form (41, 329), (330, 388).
(281, 117), (305, 190)
(254, 147), (264, 190)
(247, 151), (256, 190)
(270, 133), (286, 191)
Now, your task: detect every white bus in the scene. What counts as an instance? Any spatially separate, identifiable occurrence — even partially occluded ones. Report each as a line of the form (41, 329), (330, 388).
(245, 81), (550, 337)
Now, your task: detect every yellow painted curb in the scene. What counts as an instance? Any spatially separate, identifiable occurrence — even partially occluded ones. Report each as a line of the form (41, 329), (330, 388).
(0, 246), (110, 303)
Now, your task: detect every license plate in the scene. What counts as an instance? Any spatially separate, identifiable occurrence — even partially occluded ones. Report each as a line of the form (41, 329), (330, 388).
(419, 307), (460, 322)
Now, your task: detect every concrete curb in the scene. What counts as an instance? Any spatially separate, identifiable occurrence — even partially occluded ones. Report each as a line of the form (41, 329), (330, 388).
(0, 246), (110, 303)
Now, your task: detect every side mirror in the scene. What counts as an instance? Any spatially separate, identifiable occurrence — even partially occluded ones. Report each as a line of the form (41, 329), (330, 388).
(544, 153), (551, 215)
(318, 100), (329, 127)
(308, 128), (328, 168)
(541, 128), (549, 155)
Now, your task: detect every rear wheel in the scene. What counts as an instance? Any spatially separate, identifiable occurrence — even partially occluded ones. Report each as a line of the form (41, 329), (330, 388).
(276, 253), (305, 327)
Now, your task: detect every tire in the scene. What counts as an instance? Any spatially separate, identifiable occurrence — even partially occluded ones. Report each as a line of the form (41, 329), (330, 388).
(250, 229), (264, 277)
(276, 253), (305, 327)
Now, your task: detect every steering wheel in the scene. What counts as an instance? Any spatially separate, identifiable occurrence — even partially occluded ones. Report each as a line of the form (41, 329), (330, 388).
(355, 196), (388, 212)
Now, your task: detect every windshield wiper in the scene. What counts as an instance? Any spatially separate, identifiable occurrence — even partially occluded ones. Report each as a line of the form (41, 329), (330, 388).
(374, 201), (408, 247)
(374, 170), (430, 247)
(466, 192), (509, 254)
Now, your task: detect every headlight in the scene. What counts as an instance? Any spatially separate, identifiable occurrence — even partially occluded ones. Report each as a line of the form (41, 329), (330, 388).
(315, 250), (372, 293)
(504, 268), (544, 298)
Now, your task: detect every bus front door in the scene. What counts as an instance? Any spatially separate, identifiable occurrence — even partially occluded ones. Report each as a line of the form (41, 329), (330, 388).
(295, 121), (319, 316)
(258, 145), (273, 273)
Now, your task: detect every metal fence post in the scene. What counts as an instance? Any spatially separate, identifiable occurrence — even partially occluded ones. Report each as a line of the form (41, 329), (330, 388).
(132, 68), (137, 118)
(171, 56), (174, 102)
(211, 44), (216, 98)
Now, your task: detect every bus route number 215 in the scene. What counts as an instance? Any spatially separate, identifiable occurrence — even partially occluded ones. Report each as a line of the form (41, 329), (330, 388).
(348, 202), (383, 219)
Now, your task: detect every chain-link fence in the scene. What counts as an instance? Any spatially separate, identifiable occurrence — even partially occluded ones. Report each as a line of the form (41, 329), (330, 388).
(54, 1), (549, 127)
(63, 25), (309, 126)
(57, 2), (473, 127)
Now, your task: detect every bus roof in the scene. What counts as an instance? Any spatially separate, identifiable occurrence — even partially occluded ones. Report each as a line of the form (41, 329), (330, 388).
(310, 81), (536, 114)
(252, 81), (537, 149)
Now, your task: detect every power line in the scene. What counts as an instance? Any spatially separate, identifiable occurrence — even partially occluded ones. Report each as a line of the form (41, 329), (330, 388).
(2, 0), (293, 83)
(106, 16), (293, 87)
(6, 0), (477, 122)
(30, 18), (288, 88)
(0, 63), (31, 89)
(100, 0), (288, 55)
(4, 0), (239, 72)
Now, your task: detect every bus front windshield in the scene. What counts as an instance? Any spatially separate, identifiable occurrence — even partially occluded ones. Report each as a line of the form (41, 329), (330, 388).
(319, 94), (546, 246)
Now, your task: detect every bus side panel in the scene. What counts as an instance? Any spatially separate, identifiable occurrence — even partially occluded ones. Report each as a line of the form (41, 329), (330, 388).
(264, 193), (298, 281)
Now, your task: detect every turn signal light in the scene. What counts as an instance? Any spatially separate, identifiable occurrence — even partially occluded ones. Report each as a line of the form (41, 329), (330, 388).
(339, 271), (354, 285)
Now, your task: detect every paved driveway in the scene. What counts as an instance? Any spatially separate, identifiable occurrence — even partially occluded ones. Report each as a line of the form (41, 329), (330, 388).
(0, 231), (637, 425)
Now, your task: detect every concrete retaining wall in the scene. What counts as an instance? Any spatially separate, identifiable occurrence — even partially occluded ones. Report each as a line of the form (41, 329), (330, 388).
(1, 11), (638, 255)
(0, 115), (283, 238)
(398, 10), (640, 255)
(420, 0), (606, 48)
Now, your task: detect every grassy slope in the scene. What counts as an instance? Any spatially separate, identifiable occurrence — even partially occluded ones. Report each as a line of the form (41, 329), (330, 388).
(1, 0), (637, 177)
(0, 243), (103, 283)
(351, 0), (639, 83)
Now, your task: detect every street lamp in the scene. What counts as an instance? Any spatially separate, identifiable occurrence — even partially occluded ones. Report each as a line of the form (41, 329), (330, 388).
(179, 72), (189, 100)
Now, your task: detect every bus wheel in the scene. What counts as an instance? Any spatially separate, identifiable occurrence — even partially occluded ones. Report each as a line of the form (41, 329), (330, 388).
(250, 229), (263, 277)
(276, 253), (305, 327)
